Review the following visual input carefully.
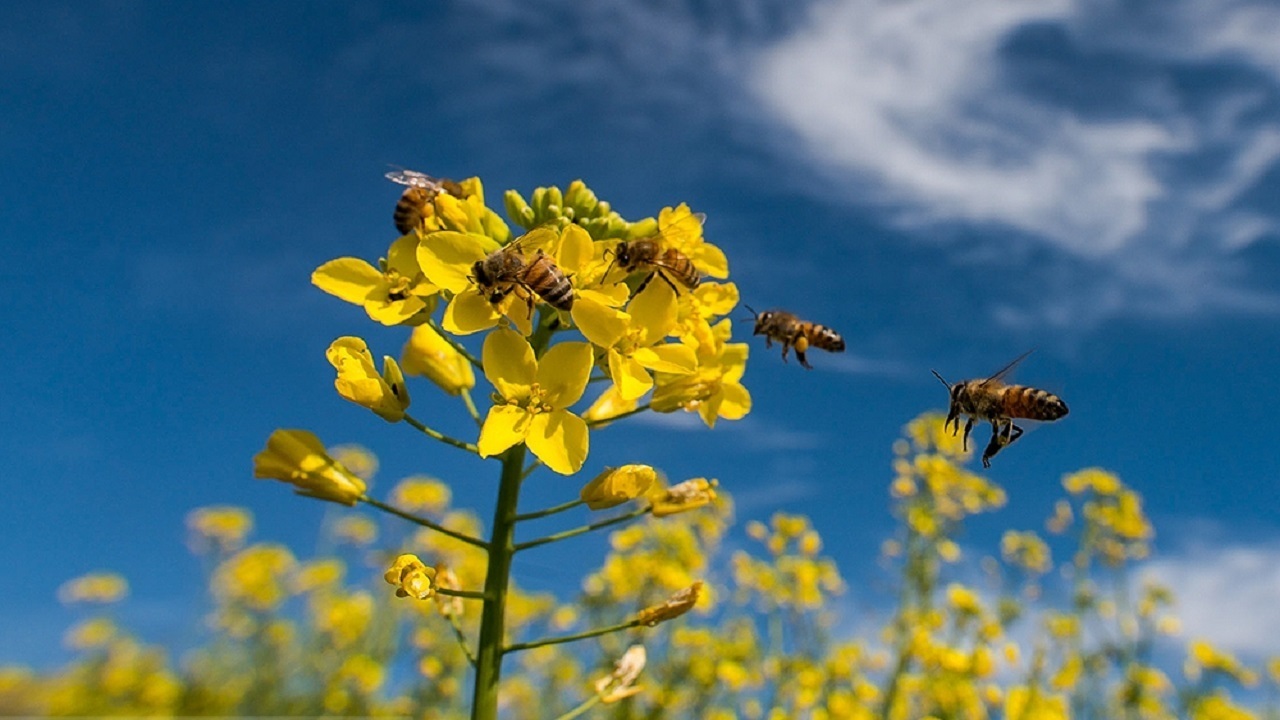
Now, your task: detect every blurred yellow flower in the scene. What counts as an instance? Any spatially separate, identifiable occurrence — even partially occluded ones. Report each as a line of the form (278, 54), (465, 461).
(330, 515), (377, 546)
(390, 475), (453, 515)
(186, 506), (253, 553)
(253, 429), (367, 505)
(1186, 639), (1258, 686)
(57, 572), (128, 605)
(401, 322), (475, 396)
(212, 544), (296, 611)
(476, 330), (592, 474)
(580, 464), (657, 510)
(637, 582), (703, 626)
(326, 337), (409, 422)
(1002, 530), (1052, 574)
(64, 618), (117, 649)
(311, 235), (438, 325)
(1063, 467), (1121, 496)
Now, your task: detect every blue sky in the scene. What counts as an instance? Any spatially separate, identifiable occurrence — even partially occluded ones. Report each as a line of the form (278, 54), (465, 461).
(5, 0), (1280, 666)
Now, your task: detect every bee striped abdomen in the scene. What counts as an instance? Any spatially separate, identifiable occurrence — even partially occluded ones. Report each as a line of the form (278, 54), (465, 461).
(393, 187), (434, 235)
(810, 325), (845, 352)
(1002, 386), (1069, 421)
(524, 254), (574, 311)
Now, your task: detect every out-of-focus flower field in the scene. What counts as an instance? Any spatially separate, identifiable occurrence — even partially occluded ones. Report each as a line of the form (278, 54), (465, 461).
(2, 416), (1273, 719)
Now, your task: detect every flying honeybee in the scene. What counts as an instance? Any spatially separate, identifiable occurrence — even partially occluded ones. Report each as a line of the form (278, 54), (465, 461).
(746, 306), (846, 369)
(932, 351), (1069, 468)
(470, 238), (574, 316)
(386, 169), (467, 235)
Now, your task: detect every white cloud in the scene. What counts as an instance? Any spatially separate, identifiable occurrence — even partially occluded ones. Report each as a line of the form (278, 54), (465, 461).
(749, 0), (1280, 324)
(1143, 542), (1280, 656)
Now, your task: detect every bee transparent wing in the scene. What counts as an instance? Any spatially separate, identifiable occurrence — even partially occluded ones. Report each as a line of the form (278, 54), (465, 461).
(385, 169), (443, 190)
(660, 205), (705, 247)
(979, 349), (1034, 387)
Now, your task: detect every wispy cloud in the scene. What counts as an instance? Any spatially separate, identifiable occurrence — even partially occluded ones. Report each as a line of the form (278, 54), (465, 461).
(749, 0), (1280, 326)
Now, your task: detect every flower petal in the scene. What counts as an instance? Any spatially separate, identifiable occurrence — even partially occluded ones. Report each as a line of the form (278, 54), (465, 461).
(629, 280), (678, 342)
(556, 224), (594, 275)
(365, 294), (427, 326)
(312, 258), (383, 305)
(536, 342), (593, 408)
(477, 405), (528, 458)
(526, 410), (589, 475)
(717, 382), (751, 420)
(609, 349), (653, 401)
(483, 328), (537, 400)
(658, 204), (703, 250)
(691, 241), (729, 279)
(633, 343), (697, 374)
(417, 231), (501, 293)
(385, 234), (423, 276)
(443, 289), (501, 335)
(572, 294), (631, 348)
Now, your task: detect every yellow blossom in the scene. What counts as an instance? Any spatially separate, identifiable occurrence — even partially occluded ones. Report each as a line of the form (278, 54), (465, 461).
(186, 506), (253, 553)
(401, 322), (475, 395)
(582, 384), (640, 426)
(637, 582), (703, 626)
(326, 337), (409, 422)
(580, 280), (698, 400)
(476, 329), (592, 475)
(650, 478), (718, 517)
(253, 429), (367, 505)
(212, 544), (297, 611)
(329, 443), (378, 480)
(311, 234), (438, 325)
(389, 475), (452, 515)
(330, 515), (377, 546)
(57, 572), (128, 605)
(384, 554), (437, 600)
(1063, 467), (1122, 496)
(580, 464), (658, 510)
(1002, 530), (1052, 574)
(64, 618), (117, 649)
(652, 319), (749, 427)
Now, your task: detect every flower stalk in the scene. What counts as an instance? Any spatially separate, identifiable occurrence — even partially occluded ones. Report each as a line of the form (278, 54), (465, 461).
(360, 497), (488, 550)
(403, 413), (480, 454)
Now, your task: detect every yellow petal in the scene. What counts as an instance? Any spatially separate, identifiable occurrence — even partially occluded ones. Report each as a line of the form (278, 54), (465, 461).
(417, 231), (501, 293)
(633, 344), (697, 374)
(691, 241), (729, 279)
(556, 224), (594, 275)
(583, 385), (640, 425)
(443, 289), (501, 335)
(365, 294), (427, 326)
(629, 280), (678, 342)
(691, 282), (739, 317)
(721, 343), (749, 383)
(572, 294), (631, 348)
(385, 234), (423, 276)
(477, 405), (529, 458)
(580, 464), (657, 510)
(500, 293), (536, 337)
(312, 258), (383, 305)
(401, 324), (475, 395)
(718, 382), (751, 420)
(526, 410), (589, 475)
(609, 350), (653, 401)
(536, 342), (593, 408)
(483, 328), (536, 400)
(658, 204), (703, 250)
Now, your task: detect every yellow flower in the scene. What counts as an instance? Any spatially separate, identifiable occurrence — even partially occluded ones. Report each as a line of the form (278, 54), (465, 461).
(1063, 467), (1121, 496)
(401, 323), (475, 395)
(311, 235), (438, 325)
(57, 572), (128, 605)
(253, 429), (368, 505)
(186, 506), (253, 553)
(650, 478), (718, 517)
(580, 465), (658, 510)
(582, 384), (640, 426)
(326, 337), (409, 422)
(636, 582), (703, 626)
(330, 516), (378, 546)
(212, 543), (297, 611)
(329, 443), (378, 480)
(652, 319), (750, 427)
(655, 203), (729, 279)
(384, 554), (437, 600)
(64, 618), (117, 649)
(476, 329), (592, 475)
(583, 281), (698, 400)
(1186, 640), (1258, 686)
(1002, 530), (1053, 574)
(390, 475), (453, 515)
(594, 645), (647, 704)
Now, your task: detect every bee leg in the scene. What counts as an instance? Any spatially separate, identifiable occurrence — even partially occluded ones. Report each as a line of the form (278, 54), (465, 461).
(780, 342), (790, 363)
(635, 272), (656, 295)
(796, 348), (812, 369)
(1006, 423), (1024, 445)
(981, 421), (1004, 468)
(962, 417), (974, 450)
(794, 335), (811, 369)
(656, 270), (681, 295)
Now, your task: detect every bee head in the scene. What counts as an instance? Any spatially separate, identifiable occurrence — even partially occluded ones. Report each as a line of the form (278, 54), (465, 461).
(471, 260), (490, 287)
(613, 241), (631, 265)
(741, 304), (768, 334)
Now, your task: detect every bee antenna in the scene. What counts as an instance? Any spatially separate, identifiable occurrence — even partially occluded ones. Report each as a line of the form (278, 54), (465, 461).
(739, 303), (760, 323)
(931, 369), (951, 389)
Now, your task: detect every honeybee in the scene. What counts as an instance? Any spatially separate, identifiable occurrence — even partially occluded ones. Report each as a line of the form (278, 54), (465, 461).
(746, 306), (846, 369)
(470, 238), (574, 315)
(386, 169), (466, 235)
(611, 238), (701, 293)
(932, 351), (1069, 468)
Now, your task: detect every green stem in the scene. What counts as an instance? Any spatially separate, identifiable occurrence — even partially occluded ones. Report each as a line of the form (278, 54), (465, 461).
(460, 388), (483, 426)
(361, 497), (489, 550)
(514, 506), (650, 552)
(586, 403), (651, 427)
(520, 459), (543, 481)
(504, 618), (643, 653)
(514, 499), (585, 522)
(553, 694), (603, 720)
(470, 444), (526, 720)
(403, 413), (480, 454)
(437, 588), (488, 600)
(443, 611), (478, 668)
(428, 318), (483, 370)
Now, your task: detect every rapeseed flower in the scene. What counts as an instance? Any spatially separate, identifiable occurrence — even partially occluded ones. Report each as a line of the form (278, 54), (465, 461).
(476, 329), (592, 474)
(401, 323), (475, 395)
(650, 478), (718, 517)
(212, 544), (296, 611)
(652, 319), (749, 427)
(389, 475), (452, 515)
(584, 282), (698, 400)
(384, 554), (437, 600)
(57, 572), (128, 605)
(186, 506), (253, 553)
(326, 337), (409, 422)
(253, 429), (367, 505)
(580, 465), (657, 510)
(311, 235), (438, 325)
(636, 582), (703, 626)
